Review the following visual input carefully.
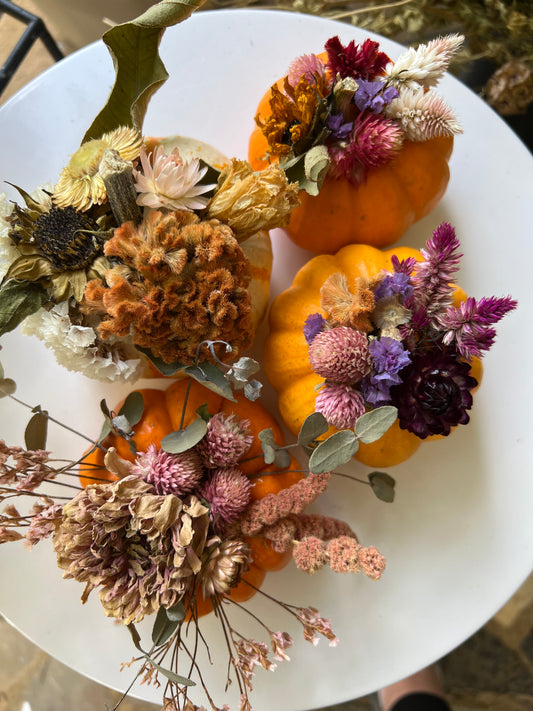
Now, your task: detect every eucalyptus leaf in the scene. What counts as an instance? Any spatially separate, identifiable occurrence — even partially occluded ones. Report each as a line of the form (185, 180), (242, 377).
(166, 600), (186, 622)
(149, 658), (195, 686)
(83, 0), (207, 141)
(243, 379), (262, 402)
(298, 412), (329, 446)
(0, 378), (16, 398)
(303, 145), (330, 195)
(119, 391), (144, 427)
(134, 346), (184, 376)
(273, 448), (291, 469)
(152, 605), (181, 646)
(24, 411), (48, 450)
(185, 362), (235, 401)
(161, 417), (207, 453)
(112, 414), (133, 437)
(196, 403), (211, 422)
(258, 429), (276, 465)
(355, 406), (398, 444)
(129, 440), (137, 456)
(308, 430), (359, 474)
(368, 471), (396, 503)
(0, 280), (48, 336)
(100, 399), (112, 419)
(0, 362), (4, 380)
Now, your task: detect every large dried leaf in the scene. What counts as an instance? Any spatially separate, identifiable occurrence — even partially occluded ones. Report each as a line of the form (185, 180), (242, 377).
(83, 0), (207, 142)
(0, 281), (47, 336)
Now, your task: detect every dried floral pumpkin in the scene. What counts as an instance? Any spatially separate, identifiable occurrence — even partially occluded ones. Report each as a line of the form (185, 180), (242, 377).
(248, 35), (463, 253)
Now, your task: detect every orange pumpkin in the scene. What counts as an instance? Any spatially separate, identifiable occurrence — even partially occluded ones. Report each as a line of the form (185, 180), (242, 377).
(263, 243), (482, 468)
(248, 65), (454, 254)
(80, 379), (303, 615)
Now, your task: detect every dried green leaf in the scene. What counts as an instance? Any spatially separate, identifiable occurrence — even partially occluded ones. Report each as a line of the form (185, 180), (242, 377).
(161, 417), (207, 453)
(24, 411), (48, 450)
(166, 600), (185, 622)
(355, 406), (398, 444)
(0, 280), (48, 336)
(308, 430), (359, 473)
(196, 403), (211, 422)
(152, 605), (181, 646)
(243, 379), (262, 402)
(368, 471), (396, 503)
(298, 411), (329, 446)
(83, 0), (208, 142)
(185, 362), (235, 402)
(128, 620), (194, 687)
(0, 378), (16, 398)
(119, 391), (144, 427)
(135, 346), (184, 376)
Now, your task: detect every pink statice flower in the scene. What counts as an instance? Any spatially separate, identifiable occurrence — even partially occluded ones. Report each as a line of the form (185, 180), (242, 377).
(133, 146), (215, 211)
(270, 631), (294, 661)
(294, 606), (339, 647)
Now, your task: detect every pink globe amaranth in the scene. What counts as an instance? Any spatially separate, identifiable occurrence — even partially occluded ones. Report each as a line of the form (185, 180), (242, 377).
(315, 382), (366, 430)
(308, 326), (372, 384)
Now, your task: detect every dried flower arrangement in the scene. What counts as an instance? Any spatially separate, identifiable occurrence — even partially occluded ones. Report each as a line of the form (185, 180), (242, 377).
(264, 223), (517, 467)
(0, 4), (299, 384)
(0, 344), (394, 711)
(251, 32), (463, 188)
(248, 32), (464, 252)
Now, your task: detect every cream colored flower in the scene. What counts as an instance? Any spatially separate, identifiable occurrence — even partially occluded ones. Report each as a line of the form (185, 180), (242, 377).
(385, 34), (464, 90)
(21, 301), (144, 382)
(133, 145), (215, 211)
(53, 126), (142, 211)
(206, 160), (300, 241)
(385, 87), (462, 141)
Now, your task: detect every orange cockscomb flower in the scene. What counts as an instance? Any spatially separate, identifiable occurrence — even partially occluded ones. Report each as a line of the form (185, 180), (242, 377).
(82, 210), (254, 365)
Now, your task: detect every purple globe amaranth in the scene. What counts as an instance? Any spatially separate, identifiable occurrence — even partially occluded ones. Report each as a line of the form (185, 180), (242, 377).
(308, 326), (372, 384)
(389, 348), (478, 438)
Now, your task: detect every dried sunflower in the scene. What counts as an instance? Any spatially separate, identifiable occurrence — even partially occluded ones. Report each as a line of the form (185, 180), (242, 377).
(4, 186), (111, 302)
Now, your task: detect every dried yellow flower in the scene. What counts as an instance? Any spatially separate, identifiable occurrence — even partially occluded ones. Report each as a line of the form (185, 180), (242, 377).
(53, 126), (143, 211)
(206, 159), (299, 241)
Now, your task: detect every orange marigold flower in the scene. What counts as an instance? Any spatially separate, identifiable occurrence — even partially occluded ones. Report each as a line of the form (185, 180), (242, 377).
(82, 210), (254, 364)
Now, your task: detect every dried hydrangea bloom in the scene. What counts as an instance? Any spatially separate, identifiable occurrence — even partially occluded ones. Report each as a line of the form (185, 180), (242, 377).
(198, 537), (252, 597)
(206, 160), (299, 241)
(53, 127), (143, 211)
(82, 209), (254, 365)
(53, 475), (210, 624)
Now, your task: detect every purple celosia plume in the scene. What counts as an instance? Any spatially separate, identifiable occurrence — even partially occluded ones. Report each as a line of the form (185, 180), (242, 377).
(410, 222), (462, 320)
(436, 295), (517, 359)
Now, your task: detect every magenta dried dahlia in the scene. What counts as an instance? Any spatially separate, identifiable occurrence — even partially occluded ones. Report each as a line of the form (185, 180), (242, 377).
(390, 348), (478, 438)
(308, 326), (372, 383)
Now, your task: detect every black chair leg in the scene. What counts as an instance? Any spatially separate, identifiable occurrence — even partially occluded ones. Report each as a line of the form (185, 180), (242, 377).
(0, 0), (64, 97)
